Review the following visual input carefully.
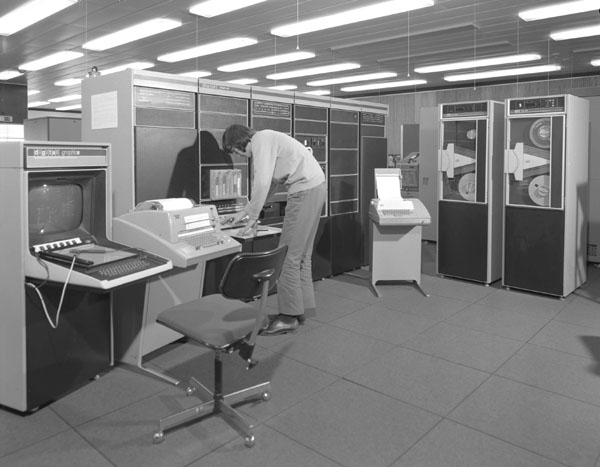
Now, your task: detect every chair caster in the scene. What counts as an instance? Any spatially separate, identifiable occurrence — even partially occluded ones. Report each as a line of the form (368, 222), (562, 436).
(261, 391), (271, 401)
(244, 435), (255, 448)
(152, 431), (164, 444)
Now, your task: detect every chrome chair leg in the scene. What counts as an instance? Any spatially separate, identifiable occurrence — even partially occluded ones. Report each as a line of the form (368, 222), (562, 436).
(224, 381), (271, 406)
(153, 399), (215, 444)
(219, 399), (255, 448)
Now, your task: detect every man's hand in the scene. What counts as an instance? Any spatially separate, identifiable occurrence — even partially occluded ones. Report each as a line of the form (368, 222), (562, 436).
(221, 210), (248, 226)
(236, 219), (258, 237)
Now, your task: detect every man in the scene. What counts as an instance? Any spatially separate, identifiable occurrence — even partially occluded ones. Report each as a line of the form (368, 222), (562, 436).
(222, 124), (326, 335)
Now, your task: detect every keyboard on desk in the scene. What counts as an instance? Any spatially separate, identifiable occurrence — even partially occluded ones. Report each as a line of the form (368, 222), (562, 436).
(94, 257), (158, 279)
(379, 208), (413, 217)
(185, 233), (220, 249)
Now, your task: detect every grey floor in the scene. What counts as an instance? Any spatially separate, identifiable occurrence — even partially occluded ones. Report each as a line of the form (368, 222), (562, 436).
(3, 242), (600, 467)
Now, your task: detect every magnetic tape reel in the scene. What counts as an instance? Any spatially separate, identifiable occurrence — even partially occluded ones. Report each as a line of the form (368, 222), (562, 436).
(528, 174), (550, 207)
(529, 118), (551, 149)
(458, 173), (476, 201)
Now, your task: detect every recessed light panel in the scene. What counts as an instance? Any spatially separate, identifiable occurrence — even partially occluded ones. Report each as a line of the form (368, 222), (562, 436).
(82, 18), (182, 51)
(190, 0), (267, 17)
(158, 38), (258, 63)
(271, 0), (434, 37)
(218, 51), (315, 72)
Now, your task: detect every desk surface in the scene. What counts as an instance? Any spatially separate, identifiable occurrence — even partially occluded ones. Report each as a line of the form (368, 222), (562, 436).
(226, 225), (282, 241)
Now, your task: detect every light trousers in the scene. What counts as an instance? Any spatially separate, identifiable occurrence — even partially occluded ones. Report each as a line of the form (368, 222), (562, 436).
(277, 182), (326, 317)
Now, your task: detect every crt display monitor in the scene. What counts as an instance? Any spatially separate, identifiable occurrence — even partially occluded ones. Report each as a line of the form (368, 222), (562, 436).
(27, 170), (107, 247)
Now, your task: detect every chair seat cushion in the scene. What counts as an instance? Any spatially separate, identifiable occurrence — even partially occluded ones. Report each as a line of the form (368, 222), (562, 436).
(156, 295), (258, 348)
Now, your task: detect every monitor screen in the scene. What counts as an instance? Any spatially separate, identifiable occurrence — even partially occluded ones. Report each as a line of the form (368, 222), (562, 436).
(28, 171), (106, 246)
(400, 164), (419, 190)
(29, 183), (83, 236)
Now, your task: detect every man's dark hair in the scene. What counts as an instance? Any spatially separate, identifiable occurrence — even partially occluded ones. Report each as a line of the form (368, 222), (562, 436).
(222, 124), (255, 154)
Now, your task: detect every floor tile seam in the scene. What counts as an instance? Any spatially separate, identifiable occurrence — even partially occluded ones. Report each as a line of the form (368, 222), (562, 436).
(320, 285), (382, 306)
(492, 369), (600, 411)
(266, 331), (399, 381)
(387, 417), (446, 467)
(421, 283), (492, 304)
(344, 344), (501, 416)
(481, 372), (600, 412)
(323, 318), (429, 349)
(69, 424), (119, 467)
(440, 316), (548, 344)
(460, 295), (564, 316)
(339, 375), (450, 420)
(0, 424), (73, 461)
(376, 296), (472, 318)
(395, 341), (504, 375)
(259, 376), (344, 427)
(518, 340), (600, 364)
(440, 416), (574, 467)
(594, 443), (600, 467)
(526, 313), (578, 347)
(260, 421), (347, 467)
(0, 425), (118, 467)
(552, 314), (600, 333)
(56, 384), (175, 431)
(256, 338), (349, 378)
(405, 289), (487, 307)
(435, 317), (532, 346)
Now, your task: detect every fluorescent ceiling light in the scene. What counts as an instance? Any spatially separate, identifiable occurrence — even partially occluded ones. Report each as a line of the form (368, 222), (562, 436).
(341, 79), (427, 92)
(100, 62), (155, 75)
(266, 62), (360, 80)
(157, 37), (257, 63)
(269, 84), (297, 91)
(190, 0), (267, 17)
(0, 0), (78, 36)
(218, 51), (315, 72)
(591, 59), (600, 66)
(444, 64), (561, 82)
(303, 90), (330, 96)
(271, 0), (434, 37)
(82, 18), (181, 51)
(519, 0), (600, 21)
(48, 94), (81, 103)
(55, 78), (82, 86)
(551, 24), (600, 40)
(179, 71), (212, 78)
(0, 70), (23, 80)
(414, 53), (542, 73)
(20, 51), (83, 71)
(27, 89), (40, 96)
(28, 101), (50, 107)
(307, 72), (398, 86)
(56, 104), (82, 111)
(227, 78), (258, 85)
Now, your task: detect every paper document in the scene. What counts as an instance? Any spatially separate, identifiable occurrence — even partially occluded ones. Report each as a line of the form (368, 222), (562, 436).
(376, 175), (402, 200)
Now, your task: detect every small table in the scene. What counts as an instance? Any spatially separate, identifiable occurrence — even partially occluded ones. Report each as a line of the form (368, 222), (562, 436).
(369, 198), (431, 297)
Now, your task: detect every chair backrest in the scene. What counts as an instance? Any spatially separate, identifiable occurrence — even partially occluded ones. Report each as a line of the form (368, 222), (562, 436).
(219, 244), (288, 300)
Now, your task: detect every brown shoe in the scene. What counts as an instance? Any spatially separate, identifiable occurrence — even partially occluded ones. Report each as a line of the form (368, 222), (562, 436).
(259, 315), (299, 336)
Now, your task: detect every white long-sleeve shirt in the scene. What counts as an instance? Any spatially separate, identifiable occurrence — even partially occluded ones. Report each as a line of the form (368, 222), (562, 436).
(243, 130), (325, 221)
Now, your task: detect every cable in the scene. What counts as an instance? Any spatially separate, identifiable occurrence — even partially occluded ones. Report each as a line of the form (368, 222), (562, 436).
(25, 255), (77, 329)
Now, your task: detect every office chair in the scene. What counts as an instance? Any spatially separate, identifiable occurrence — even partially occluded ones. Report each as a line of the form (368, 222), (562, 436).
(152, 244), (287, 447)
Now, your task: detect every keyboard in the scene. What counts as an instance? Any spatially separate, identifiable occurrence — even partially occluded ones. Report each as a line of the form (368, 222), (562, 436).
(380, 209), (413, 217)
(185, 233), (220, 249)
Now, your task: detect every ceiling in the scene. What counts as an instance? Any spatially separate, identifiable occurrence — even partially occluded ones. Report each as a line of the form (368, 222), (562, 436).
(2, 0), (600, 110)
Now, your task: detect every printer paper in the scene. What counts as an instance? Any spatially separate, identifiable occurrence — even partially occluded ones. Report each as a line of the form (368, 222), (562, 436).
(376, 176), (402, 200)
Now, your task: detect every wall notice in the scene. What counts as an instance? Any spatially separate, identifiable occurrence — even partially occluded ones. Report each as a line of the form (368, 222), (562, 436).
(91, 91), (118, 129)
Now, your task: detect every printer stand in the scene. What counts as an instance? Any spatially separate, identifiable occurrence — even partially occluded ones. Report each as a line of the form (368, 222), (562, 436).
(369, 220), (429, 298)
